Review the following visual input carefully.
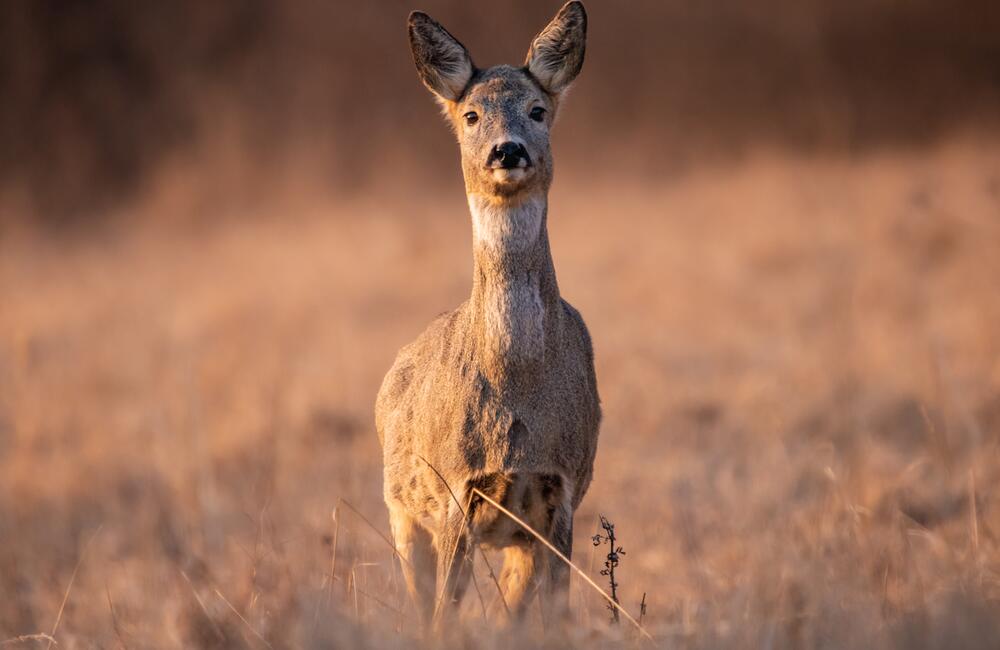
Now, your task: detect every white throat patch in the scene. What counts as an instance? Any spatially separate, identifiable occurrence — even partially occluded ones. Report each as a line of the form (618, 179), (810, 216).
(468, 195), (545, 253)
(468, 194), (547, 366)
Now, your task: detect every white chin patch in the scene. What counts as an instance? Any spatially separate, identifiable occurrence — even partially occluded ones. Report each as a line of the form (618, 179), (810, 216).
(492, 168), (527, 183)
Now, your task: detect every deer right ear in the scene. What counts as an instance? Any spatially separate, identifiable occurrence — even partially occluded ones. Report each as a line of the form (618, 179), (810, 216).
(525, 1), (587, 95)
(408, 11), (474, 102)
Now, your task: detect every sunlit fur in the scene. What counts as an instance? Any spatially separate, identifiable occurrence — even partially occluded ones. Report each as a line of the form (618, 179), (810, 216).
(381, 1), (596, 630)
(450, 66), (557, 201)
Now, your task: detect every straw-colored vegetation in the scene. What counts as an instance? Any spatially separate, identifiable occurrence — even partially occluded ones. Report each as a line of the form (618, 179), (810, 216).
(1, 134), (999, 648)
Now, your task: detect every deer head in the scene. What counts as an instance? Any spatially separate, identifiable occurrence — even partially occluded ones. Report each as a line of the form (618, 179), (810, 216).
(408, 2), (587, 202)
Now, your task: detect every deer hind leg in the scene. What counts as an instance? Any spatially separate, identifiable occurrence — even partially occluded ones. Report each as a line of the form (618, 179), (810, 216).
(498, 543), (541, 621)
(500, 510), (573, 626)
(388, 505), (437, 627)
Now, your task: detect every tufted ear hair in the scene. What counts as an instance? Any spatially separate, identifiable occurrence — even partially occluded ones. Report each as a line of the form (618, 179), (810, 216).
(525, 1), (587, 95)
(408, 11), (475, 102)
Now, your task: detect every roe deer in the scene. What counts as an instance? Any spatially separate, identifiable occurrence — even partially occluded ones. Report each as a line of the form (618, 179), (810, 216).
(376, 1), (599, 628)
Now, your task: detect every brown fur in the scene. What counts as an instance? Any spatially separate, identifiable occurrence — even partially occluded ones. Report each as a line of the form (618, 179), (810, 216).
(379, 1), (597, 628)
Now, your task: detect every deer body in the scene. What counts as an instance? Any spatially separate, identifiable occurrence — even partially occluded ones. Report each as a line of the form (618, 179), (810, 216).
(376, 2), (599, 626)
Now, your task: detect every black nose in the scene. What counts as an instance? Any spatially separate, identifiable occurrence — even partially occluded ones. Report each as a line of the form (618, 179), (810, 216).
(488, 142), (531, 169)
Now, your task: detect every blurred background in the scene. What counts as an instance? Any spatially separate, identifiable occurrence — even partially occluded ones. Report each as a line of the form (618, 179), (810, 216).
(2, 0), (999, 223)
(1, 2), (999, 648)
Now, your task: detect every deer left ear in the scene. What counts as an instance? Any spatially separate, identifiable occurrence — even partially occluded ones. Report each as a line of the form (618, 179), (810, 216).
(408, 11), (475, 102)
(525, 1), (587, 95)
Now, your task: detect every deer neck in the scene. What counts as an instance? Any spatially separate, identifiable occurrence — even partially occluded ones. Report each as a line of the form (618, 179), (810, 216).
(467, 192), (560, 384)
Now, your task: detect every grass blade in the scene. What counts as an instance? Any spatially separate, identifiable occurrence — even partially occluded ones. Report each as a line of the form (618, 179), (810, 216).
(471, 489), (655, 642)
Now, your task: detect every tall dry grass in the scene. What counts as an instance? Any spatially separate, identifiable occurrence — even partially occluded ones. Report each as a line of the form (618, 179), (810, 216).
(1, 134), (999, 648)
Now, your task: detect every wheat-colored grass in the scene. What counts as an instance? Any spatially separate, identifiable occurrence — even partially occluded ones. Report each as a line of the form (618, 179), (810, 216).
(1, 135), (999, 648)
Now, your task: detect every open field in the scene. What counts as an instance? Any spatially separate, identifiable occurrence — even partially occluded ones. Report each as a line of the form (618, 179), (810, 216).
(2, 135), (1000, 648)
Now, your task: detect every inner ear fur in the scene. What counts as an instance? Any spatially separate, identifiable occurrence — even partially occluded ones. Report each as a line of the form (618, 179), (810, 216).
(408, 11), (475, 102)
(525, 1), (587, 95)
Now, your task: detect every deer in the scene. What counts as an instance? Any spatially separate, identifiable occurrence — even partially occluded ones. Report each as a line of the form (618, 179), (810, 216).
(376, 1), (600, 629)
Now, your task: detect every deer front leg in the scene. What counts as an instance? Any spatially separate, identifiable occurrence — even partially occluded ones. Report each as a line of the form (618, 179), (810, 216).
(388, 505), (437, 627)
(432, 508), (473, 630)
(541, 504), (573, 625)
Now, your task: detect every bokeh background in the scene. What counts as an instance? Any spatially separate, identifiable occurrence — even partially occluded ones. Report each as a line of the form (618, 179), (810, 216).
(1, 1), (1000, 648)
(3, 0), (1000, 223)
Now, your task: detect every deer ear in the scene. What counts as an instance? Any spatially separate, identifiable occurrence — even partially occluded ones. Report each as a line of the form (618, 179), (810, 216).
(408, 11), (475, 102)
(525, 1), (587, 95)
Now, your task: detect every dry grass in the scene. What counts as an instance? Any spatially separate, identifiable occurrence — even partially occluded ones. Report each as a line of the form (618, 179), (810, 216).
(1, 134), (999, 648)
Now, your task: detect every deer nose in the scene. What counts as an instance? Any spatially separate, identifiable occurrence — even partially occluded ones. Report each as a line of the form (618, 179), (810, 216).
(488, 142), (531, 169)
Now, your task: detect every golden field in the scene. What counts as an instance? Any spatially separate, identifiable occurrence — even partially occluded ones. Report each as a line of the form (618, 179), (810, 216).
(1, 134), (1000, 648)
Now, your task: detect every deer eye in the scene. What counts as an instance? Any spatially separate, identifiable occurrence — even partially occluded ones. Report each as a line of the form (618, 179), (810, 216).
(529, 106), (546, 122)
(463, 111), (479, 126)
